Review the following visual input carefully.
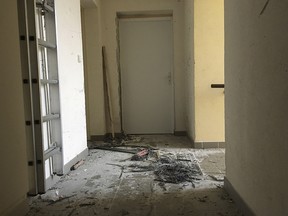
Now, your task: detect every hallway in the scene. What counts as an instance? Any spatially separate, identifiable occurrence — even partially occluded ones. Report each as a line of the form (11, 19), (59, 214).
(26, 136), (242, 216)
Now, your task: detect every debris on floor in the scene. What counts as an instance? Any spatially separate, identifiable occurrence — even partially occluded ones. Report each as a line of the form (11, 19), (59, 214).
(40, 189), (60, 202)
(102, 133), (142, 146)
(91, 136), (204, 187)
(209, 174), (224, 182)
(131, 149), (149, 161)
(154, 154), (202, 185)
(100, 142), (203, 187)
(26, 135), (242, 216)
(70, 159), (85, 171)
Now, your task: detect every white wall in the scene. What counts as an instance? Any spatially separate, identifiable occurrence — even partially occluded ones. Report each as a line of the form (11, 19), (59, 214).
(184, 0), (195, 140)
(225, 0), (288, 215)
(55, 0), (88, 164)
(101, 0), (186, 133)
(0, 1), (29, 215)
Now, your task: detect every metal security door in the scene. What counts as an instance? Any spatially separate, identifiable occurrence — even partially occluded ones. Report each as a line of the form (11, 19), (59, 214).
(18, 0), (62, 194)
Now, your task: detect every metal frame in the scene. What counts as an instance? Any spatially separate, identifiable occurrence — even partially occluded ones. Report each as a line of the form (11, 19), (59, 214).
(18, 0), (63, 194)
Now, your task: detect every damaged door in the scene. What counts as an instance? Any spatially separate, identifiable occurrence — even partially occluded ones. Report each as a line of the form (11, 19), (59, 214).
(119, 18), (174, 134)
(18, 0), (63, 194)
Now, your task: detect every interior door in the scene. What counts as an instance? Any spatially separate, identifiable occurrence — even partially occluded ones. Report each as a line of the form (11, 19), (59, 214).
(119, 18), (174, 134)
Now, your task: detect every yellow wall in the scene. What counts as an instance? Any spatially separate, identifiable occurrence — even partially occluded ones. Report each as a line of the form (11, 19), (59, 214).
(194, 0), (225, 142)
(0, 1), (29, 215)
(101, 0), (186, 133)
(81, 2), (106, 139)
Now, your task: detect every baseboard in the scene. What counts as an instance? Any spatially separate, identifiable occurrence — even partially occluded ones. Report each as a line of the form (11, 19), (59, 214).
(2, 196), (29, 216)
(224, 177), (255, 216)
(63, 148), (89, 174)
(174, 131), (187, 136)
(90, 135), (106, 141)
(194, 141), (225, 149)
(90, 133), (123, 141)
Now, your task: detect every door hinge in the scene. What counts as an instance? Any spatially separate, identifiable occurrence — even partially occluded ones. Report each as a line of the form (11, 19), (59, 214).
(34, 120), (40, 125)
(29, 36), (35, 41)
(37, 160), (42, 165)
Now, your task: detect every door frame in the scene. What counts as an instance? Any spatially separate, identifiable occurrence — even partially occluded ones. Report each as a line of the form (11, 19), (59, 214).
(17, 0), (63, 195)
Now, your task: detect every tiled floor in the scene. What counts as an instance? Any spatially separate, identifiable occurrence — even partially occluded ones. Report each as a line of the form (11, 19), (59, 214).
(26, 135), (242, 216)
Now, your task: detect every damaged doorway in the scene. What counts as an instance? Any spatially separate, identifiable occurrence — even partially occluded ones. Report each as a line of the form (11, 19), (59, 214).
(119, 15), (174, 135)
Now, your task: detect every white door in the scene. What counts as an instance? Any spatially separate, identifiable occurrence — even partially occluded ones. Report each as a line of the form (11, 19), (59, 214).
(119, 18), (174, 134)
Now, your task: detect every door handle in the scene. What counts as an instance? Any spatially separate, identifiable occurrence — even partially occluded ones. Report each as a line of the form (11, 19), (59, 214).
(211, 84), (225, 88)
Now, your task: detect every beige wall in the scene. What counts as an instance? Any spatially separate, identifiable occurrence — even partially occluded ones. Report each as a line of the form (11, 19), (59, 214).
(194, 0), (225, 142)
(0, 1), (29, 215)
(100, 0), (186, 133)
(81, 2), (106, 139)
(184, 0), (195, 140)
(225, 0), (288, 215)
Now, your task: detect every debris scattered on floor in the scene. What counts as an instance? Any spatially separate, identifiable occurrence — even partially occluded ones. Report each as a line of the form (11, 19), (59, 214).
(40, 189), (60, 202)
(154, 155), (202, 185)
(103, 144), (203, 187)
(131, 149), (149, 161)
(91, 146), (138, 154)
(209, 174), (224, 182)
(103, 133), (142, 146)
(197, 195), (208, 203)
(70, 160), (85, 171)
(26, 135), (242, 216)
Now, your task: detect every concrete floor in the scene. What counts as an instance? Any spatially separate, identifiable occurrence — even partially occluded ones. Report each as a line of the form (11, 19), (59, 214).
(26, 135), (243, 216)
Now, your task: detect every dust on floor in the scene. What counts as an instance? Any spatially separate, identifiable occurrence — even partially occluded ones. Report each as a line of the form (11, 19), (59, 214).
(26, 135), (242, 216)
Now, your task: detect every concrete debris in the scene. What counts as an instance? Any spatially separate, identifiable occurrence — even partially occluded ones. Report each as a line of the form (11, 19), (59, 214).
(105, 149), (203, 186)
(40, 189), (60, 202)
(25, 136), (241, 216)
(70, 160), (85, 171)
(131, 149), (149, 161)
(79, 202), (96, 207)
(209, 175), (224, 182)
(47, 194), (76, 205)
(92, 146), (137, 154)
(103, 133), (142, 146)
(198, 196), (208, 203)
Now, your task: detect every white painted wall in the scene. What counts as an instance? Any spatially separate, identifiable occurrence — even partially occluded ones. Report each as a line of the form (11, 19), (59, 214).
(55, 0), (88, 164)
(225, 0), (288, 215)
(81, 4), (106, 139)
(184, 0), (195, 140)
(101, 0), (186, 133)
(0, 1), (29, 215)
